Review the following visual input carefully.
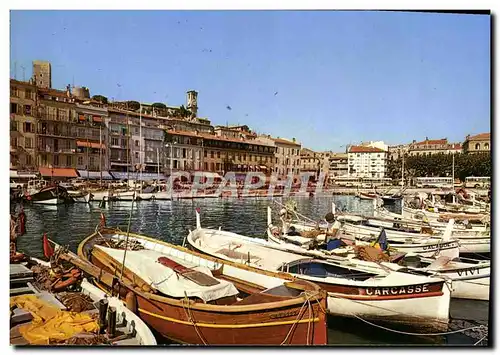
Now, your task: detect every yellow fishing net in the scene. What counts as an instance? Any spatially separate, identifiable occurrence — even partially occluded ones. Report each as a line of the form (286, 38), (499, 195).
(10, 294), (99, 345)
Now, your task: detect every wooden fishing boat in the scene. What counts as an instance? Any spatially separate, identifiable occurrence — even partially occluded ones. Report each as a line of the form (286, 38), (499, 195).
(72, 229), (328, 345)
(270, 205), (462, 258)
(374, 207), (489, 233)
(402, 206), (489, 224)
(187, 212), (451, 332)
(338, 214), (489, 255)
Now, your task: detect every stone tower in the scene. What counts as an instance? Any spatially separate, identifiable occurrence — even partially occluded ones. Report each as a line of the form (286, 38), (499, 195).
(32, 60), (52, 88)
(186, 90), (198, 116)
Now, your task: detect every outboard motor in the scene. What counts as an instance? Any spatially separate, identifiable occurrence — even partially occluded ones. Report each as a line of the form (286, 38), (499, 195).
(401, 255), (421, 268)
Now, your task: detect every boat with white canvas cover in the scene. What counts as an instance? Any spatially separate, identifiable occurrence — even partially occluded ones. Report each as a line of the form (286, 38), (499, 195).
(68, 228), (328, 345)
(187, 210), (452, 332)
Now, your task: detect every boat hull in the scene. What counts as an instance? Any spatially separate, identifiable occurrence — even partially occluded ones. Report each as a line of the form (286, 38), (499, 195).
(80, 231), (328, 345)
(323, 285), (450, 332)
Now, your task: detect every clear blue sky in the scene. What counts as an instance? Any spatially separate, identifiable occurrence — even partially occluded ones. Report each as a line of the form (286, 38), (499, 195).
(10, 10), (490, 151)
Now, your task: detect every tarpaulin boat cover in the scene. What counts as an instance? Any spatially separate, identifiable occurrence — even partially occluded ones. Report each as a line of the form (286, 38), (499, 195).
(95, 245), (239, 302)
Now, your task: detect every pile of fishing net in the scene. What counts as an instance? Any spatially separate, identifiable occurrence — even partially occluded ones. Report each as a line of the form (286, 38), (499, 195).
(354, 245), (391, 263)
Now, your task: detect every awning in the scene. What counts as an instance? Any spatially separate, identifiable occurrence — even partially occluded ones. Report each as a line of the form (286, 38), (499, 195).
(10, 170), (38, 179)
(77, 170), (113, 180)
(110, 171), (166, 181)
(193, 172), (222, 179)
(39, 167), (79, 178)
(76, 141), (106, 149)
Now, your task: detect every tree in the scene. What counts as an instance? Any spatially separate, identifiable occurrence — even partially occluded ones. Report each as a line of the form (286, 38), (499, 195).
(152, 102), (167, 109)
(127, 101), (140, 111)
(92, 95), (108, 104)
(177, 105), (191, 119)
(389, 152), (491, 182)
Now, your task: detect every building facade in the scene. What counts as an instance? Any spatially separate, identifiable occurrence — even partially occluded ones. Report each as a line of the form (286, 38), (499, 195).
(10, 79), (38, 172)
(387, 144), (410, 160)
(462, 133), (490, 154)
(408, 138), (462, 156)
(328, 153), (349, 177)
(348, 145), (387, 178)
(164, 130), (276, 175)
(257, 136), (301, 177)
(74, 102), (109, 175)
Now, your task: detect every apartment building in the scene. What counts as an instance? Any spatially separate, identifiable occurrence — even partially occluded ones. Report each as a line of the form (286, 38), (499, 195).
(328, 153), (349, 177)
(408, 137), (462, 156)
(388, 144), (410, 160)
(74, 102), (109, 178)
(10, 79), (38, 172)
(462, 133), (490, 154)
(348, 145), (387, 178)
(164, 130), (276, 175)
(300, 148), (330, 179)
(256, 136), (301, 177)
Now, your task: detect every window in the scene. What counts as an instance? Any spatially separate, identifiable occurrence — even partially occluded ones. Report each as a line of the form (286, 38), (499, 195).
(183, 148), (186, 158)
(26, 155), (32, 166)
(111, 138), (119, 146)
(10, 103), (18, 114)
(10, 86), (18, 97)
(217, 151), (220, 158)
(53, 155), (59, 166)
(24, 122), (33, 133)
(485, 143), (489, 150)
(10, 137), (17, 148)
(78, 156), (84, 166)
(25, 89), (32, 100)
(24, 105), (31, 115)
(210, 151), (214, 158)
(135, 152), (139, 159)
(475, 143), (480, 150)
(10, 120), (17, 131)
(66, 156), (72, 167)
(135, 140), (139, 147)
(204, 150), (207, 158)
(204, 162), (208, 170)
(24, 137), (32, 149)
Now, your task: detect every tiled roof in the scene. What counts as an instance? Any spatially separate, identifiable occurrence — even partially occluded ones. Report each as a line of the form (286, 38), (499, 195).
(273, 138), (301, 146)
(468, 133), (490, 141)
(349, 145), (385, 153)
(415, 139), (447, 145)
(166, 130), (275, 147)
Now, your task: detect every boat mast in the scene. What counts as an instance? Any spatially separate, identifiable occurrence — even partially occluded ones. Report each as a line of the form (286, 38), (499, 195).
(157, 147), (160, 185)
(126, 105), (130, 182)
(139, 103), (142, 192)
(99, 124), (102, 185)
(86, 118), (89, 182)
(401, 153), (404, 188)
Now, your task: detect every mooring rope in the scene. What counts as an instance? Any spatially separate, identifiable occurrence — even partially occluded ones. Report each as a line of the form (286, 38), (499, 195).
(181, 295), (209, 345)
(328, 295), (488, 337)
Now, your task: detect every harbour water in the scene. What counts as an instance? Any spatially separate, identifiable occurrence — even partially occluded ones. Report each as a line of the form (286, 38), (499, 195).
(12, 195), (488, 345)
